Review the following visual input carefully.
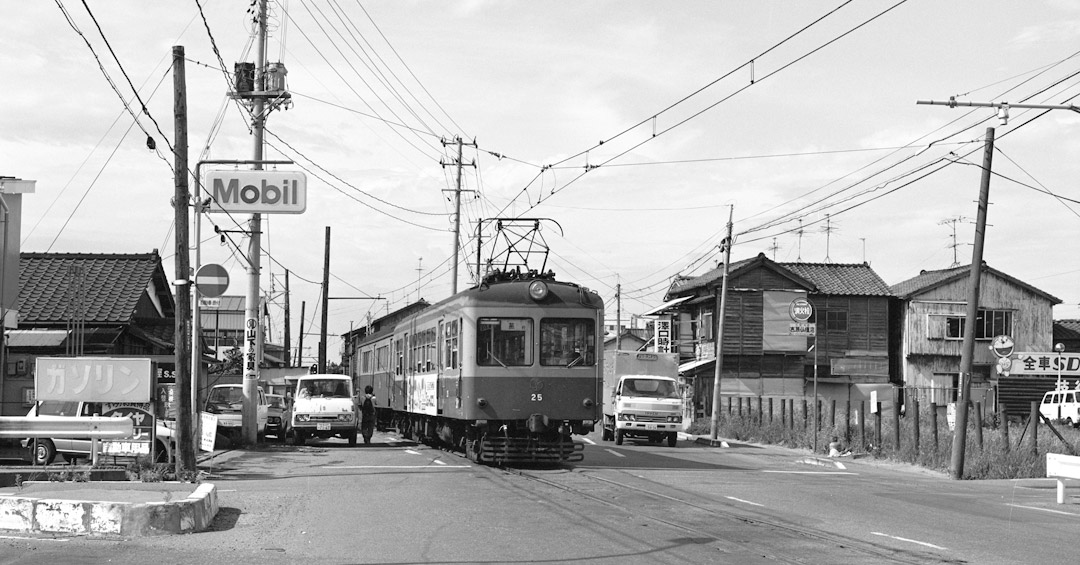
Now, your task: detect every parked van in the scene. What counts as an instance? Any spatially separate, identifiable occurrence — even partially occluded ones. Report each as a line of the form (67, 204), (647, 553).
(1039, 388), (1080, 427)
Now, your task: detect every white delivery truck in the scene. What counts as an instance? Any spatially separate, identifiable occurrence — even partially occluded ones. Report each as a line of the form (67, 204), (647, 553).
(602, 350), (684, 447)
(291, 373), (358, 446)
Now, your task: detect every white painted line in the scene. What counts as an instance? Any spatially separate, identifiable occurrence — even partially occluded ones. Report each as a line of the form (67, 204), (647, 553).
(604, 449), (626, 458)
(763, 470), (858, 475)
(871, 532), (947, 550)
(404, 449), (421, 455)
(323, 465), (471, 469)
(580, 437), (596, 445)
(725, 496), (764, 507)
(0, 535), (68, 542)
(433, 459), (447, 466)
(1005, 503), (1079, 516)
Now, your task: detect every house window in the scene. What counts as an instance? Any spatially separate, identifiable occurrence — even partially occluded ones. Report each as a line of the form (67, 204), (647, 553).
(825, 311), (847, 332)
(699, 311), (713, 341)
(944, 309), (1012, 340)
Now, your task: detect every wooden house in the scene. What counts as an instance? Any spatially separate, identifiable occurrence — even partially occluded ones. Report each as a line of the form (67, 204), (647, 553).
(658, 253), (893, 414)
(889, 263), (1061, 411)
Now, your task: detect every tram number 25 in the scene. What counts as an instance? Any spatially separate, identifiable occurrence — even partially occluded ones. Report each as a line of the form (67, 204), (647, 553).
(531, 393), (543, 402)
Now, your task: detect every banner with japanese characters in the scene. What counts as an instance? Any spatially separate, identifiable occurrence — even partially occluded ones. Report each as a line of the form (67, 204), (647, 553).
(34, 357), (152, 402)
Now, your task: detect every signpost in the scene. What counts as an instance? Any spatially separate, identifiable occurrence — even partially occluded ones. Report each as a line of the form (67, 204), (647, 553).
(195, 263), (229, 298)
(790, 297), (819, 453)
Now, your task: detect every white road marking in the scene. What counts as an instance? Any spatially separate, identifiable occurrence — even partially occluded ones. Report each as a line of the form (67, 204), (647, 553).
(1005, 503), (1079, 516)
(404, 449), (421, 455)
(324, 465), (471, 469)
(871, 532), (947, 550)
(0, 535), (68, 542)
(725, 496), (764, 507)
(580, 437), (596, 445)
(604, 449), (626, 458)
(762, 470), (858, 475)
(433, 459), (447, 466)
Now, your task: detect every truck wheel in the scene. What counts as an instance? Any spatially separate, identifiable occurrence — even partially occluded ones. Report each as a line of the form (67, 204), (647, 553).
(615, 429), (624, 445)
(667, 433), (677, 447)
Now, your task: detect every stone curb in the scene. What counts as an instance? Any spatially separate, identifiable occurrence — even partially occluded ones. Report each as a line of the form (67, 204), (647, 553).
(0, 482), (218, 537)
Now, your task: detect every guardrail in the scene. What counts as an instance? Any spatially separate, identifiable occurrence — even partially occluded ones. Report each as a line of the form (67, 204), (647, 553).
(0, 416), (134, 439)
(1046, 452), (1080, 504)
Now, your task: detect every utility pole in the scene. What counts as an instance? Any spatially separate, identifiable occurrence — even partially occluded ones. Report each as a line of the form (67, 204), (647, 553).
(283, 269), (291, 367)
(241, 0), (269, 446)
(615, 283), (621, 350)
(297, 301), (306, 368)
(441, 137), (476, 293)
(709, 206), (734, 444)
(950, 127), (995, 480)
(172, 45), (195, 475)
(319, 226), (330, 374)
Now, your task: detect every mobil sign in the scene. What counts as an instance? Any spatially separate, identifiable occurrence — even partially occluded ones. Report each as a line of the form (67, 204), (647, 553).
(206, 170), (307, 214)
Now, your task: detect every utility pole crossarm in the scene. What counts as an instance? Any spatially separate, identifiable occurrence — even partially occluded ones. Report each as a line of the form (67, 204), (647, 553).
(918, 98), (1080, 113)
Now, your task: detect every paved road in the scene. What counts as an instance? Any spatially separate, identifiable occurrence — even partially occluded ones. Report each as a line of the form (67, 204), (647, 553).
(1, 430), (1077, 564)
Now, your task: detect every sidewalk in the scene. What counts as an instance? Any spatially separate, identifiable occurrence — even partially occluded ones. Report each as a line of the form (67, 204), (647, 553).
(0, 450), (230, 537)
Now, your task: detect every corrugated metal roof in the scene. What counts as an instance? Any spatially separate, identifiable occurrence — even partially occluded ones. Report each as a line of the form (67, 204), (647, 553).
(6, 329), (68, 347)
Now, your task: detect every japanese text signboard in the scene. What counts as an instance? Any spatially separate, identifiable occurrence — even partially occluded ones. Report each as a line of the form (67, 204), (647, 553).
(101, 404), (155, 456)
(34, 357), (152, 403)
(1008, 352), (1080, 377)
(654, 317), (673, 353)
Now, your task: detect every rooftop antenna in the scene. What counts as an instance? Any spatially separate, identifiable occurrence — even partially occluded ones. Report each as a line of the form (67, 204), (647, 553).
(768, 237), (779, 261)
(796, 219), (804, 262)
(939, 216), (969, 267)
(821, 214), (837, 263)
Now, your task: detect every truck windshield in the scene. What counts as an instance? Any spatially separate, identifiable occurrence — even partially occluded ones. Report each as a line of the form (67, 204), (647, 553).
(622, 378), (680, 399)
(297, 379), (351, 398)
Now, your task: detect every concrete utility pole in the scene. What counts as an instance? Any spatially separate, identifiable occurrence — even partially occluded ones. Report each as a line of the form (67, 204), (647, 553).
(949, 127), (995, 480)
(709, 206), (734, 444)
(615, 283), (621, 350)
(319, 227), (330, 374)
(283, 269), (291, 367)
(440, 137), (476, 293)
(242, 0), (270, 445)
(172, 45), (195, 475)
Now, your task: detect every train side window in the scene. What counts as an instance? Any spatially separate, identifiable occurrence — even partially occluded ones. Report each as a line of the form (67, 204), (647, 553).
(477, 318), (533, 366)
(540, 318), (596, 367)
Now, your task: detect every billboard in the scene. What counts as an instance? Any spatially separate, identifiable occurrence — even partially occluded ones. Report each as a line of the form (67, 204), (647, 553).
(35, 357), (153, 402)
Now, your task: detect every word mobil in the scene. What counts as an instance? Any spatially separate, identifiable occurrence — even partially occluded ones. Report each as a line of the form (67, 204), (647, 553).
(206, 170), (307, 214)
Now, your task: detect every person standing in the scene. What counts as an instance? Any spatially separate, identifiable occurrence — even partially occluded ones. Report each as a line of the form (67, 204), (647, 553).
(361, 385), (377, 445)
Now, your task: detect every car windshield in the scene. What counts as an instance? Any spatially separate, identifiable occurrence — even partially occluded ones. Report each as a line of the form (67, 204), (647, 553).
(207, 387), (244, 406)
(621, 378), (680, 399)
(36, 401), (80, 416)
(267, 396), (285, 408)
(297, 379), (350, 398)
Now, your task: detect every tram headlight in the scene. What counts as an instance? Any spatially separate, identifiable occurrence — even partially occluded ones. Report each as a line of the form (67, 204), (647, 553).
(477, 397), (488, 408)
(582, 398), (594, 408)
(528, 280), (549, 301)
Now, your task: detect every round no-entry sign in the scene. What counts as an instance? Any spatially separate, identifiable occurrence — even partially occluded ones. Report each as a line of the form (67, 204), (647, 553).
(195, 263), (229, 297)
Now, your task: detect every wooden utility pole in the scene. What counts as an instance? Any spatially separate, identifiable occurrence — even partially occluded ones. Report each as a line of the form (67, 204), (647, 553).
(441, 137), (475, 293)
(172, 45), (195, 474)
(709, 206), (734, 443)
(950, 127), (995, 480)
(319, 226), (330, 373)
(615, 283), (621, 350)
(283, 269), (291, 367)
(298, 301), (306, 368)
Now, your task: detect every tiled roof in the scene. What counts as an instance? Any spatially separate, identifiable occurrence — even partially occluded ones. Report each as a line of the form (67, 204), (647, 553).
(18, 252), (174, 324)
(890, 263), (1061, 304)
(1055, 320), (1080, 340)
(780, 262), (893, 296)
(669, 253), (892, 297)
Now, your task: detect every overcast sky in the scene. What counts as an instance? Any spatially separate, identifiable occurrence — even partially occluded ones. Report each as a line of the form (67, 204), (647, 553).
(3, 1), (1079, 363)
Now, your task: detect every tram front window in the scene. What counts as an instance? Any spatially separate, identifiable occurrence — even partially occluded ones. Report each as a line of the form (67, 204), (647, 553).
(477, 318), (533, 366)
(540, 318), (596, 366)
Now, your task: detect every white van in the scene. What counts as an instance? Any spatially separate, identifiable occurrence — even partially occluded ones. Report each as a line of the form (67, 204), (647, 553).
(1039, 388), (1080, 427)
(291, 374), (357, 446)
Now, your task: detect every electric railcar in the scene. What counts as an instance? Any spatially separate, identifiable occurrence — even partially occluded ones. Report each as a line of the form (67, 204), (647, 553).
(354, 269), (604, 463)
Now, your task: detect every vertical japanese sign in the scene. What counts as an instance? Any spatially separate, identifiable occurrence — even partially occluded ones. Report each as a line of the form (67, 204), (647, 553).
(34, 357), (152, 402)
(655, 317), (673, 353)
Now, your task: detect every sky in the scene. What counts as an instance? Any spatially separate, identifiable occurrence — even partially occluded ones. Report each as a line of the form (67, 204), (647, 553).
(2, 1), (1079, 364)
